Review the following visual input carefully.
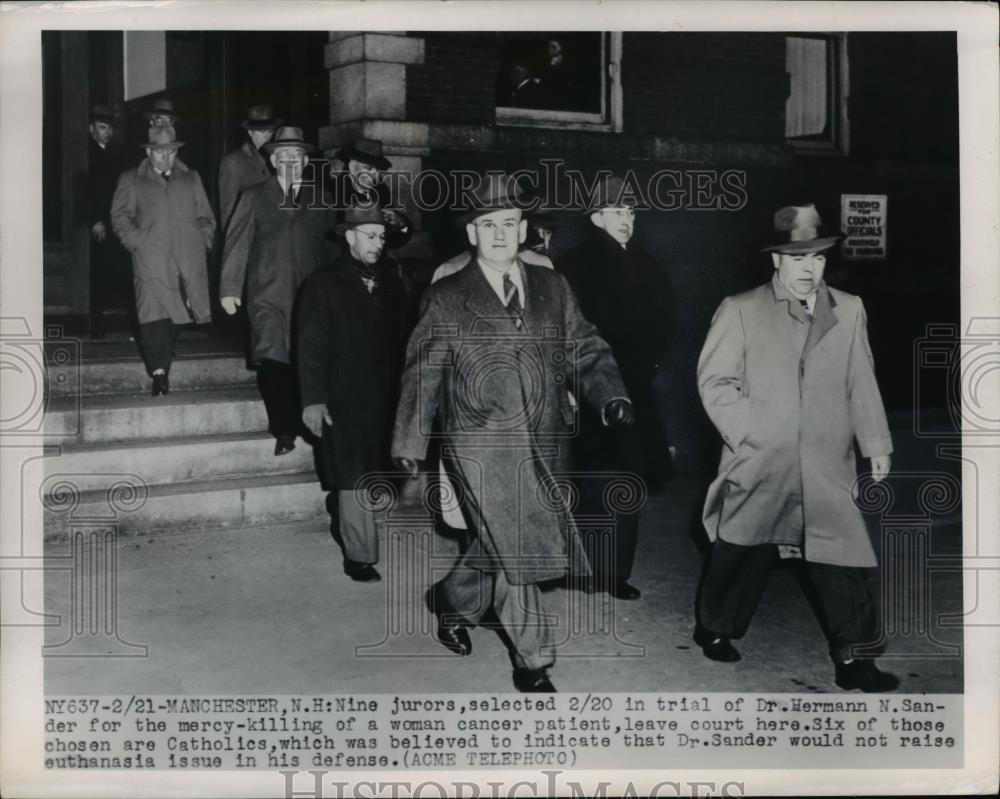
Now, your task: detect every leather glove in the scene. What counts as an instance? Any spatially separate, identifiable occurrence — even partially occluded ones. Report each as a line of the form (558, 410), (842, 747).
(604, 398), (635, 428)
(220, 296), (241, 315)
(302, 404), (332, 438)
(393, 457), (419, 478)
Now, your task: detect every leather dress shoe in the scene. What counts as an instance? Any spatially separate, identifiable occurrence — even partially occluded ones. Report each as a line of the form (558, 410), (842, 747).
(435, 623), (472, 656)
(835, 659), (900, 693)
(274, 434), (296, 456)
(608, 580), (641, 600)
(151, 373), (169, 397)
(694, 624), (741, 663)
(513, 667), (556, 693)
(344, 561), (381, 582)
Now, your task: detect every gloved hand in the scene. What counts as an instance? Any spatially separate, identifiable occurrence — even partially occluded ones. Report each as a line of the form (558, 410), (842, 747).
(393, 457), (419, 478)
(220, 296), (241, 315)
(604, 398), (635, 428)
(302, 404), (332, 438)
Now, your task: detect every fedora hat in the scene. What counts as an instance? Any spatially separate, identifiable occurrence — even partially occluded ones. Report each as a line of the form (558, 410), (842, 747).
(336, 138), (391, 170)
(241, 104), (283, 131)
(262, 126), (316, 155)
(582, 175), (645, 214)
(455, 173), (532, 226)
(335, 204), (399, 236)
(141, 125), (184, 151)
(90, 104), (116, 124)
(144, 99), (180, 122)
(762, 204), (843, 254)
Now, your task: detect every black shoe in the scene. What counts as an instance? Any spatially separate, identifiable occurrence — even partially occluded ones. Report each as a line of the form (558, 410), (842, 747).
(608, 580), (641, 600)
(694, 624), (741, 662)
(513, 668), (556, 693)
(274, 434), (296, 456)
(344, 561), (381, 582)
(151, 373), (169, 397)
(835, 659), (900, 693)
(435, 623), (472, 656)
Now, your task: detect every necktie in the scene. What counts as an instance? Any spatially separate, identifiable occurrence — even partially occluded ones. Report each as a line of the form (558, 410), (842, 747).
(285, 184), (297, 207)
(799, 298), (812, 320)
(162, 171), (171, 182)
(503, 272), (523, 330)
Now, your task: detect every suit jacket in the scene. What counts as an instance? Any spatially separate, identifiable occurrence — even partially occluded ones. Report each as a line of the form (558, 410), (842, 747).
(698, 275), (893, 567)
(89, 140), (122, 227)
(218, 140), (272, 235)
(110, 158), (216, 325)
(392, 259), (629, 585)
(297, 252), (409, 489)
(220, 177), (335, 364)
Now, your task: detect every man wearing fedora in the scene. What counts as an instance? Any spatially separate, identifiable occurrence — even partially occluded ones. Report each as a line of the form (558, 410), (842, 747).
(146, 99), (180, 129)
(392, 174), (634, 692)
(694, 203), (897, 693)
(220, 126), (334, 456)
(110, 125), (216, 396)
(555, 174), (675, 600)
(218, 105), (282, 234)
(332, 138), (412, 253)
(297, 205), (409, 583)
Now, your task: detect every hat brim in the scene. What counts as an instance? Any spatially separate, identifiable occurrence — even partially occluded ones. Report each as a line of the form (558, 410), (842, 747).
(242, 117), (283, 131)
(262, 140), (316, 155)
(144, 112), (180, 122)
(761, 235), (842, 254)
(141, 141), (185, 150)
(337, 148), (391, 170)
(334, 219), (392, 237)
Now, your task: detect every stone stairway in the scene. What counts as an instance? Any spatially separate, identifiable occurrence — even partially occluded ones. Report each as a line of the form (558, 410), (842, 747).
(41, 333), (326, 542)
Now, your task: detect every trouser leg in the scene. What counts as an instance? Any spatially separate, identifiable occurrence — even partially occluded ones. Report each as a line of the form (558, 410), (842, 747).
(492, 571), (554, 671)
(698, 540), (777, 639)
(139, 318), (180, 375)
(337, 488), (380, 565)
(256, 359), (300, 437)
(804, 562), (881, 663)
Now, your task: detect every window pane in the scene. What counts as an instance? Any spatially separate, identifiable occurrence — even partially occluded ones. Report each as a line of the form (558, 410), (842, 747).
(786, 36), (829, 138)
(496, 32), (603, 113)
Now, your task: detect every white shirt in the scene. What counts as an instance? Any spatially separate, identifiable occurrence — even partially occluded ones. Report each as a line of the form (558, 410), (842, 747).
(477, 258), (525, 311)
(802, 292), (817, 316)
(277, 178), (302, 199)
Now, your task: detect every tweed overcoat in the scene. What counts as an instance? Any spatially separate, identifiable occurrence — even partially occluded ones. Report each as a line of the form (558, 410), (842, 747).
(218, 140), (272, 234)
(392, 260), (629, 585)
(698, 275), (893, 568)
(220, 177), (335, 365)
(110, 158), (216, 325)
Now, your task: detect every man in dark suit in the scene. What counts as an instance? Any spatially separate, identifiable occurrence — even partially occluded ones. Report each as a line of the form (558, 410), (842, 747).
(297, 206), (408, 583)
(220, 126), (334, 455)
(555, 175), (675, 600)
(217, 105), (281, 235)
(392, 174), (634, 692)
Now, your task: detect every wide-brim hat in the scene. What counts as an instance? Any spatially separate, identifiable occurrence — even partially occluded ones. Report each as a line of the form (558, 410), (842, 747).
(582, 174), (646, 213)
(90, 104), (116, 124)
(761, 204), (843, 254)
(455, 173), (532, 226)
(336, 138), (391, 170)
(141, 125), (184, 150)
(144, 99), (180, 122)
(241, 104), (283, 131)
(262, 126), (316, 155)
(334, 204), (400, 236)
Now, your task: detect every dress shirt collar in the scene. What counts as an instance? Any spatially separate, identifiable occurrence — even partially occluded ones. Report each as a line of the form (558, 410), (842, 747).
(477, 257), (525, 310)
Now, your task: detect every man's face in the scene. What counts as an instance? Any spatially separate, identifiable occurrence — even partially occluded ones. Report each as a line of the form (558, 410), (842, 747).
(591, 207), (635, 246)
(270, 146), (308, 184)
(149, 113), (175, 127)
(347, 224), (386, 264)
(89, 121), (113, 146)
(147, 147), (178, 173)
(467, 209), (526, 268)
(347, 158), (379, 192)
(248, 128), (275, 150)
(773, 251), (828, 298)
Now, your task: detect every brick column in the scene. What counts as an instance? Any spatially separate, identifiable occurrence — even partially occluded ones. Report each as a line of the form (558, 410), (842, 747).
(319, 32), (431, 258)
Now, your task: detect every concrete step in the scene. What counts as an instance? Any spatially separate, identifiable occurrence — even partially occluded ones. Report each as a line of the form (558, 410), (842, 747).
(38, 432), (317, 494)
(44, 387), (268, 446)
(47, 353), (255, 397)
(43, 472), (327, 542)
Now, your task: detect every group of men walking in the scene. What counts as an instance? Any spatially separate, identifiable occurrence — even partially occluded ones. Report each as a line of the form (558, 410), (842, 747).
(91, 100), (898, 695)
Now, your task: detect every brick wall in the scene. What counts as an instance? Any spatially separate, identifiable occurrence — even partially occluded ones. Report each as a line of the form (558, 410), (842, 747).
(406, 32), (498, 125)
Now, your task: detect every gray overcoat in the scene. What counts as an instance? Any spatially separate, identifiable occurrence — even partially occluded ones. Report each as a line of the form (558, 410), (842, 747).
(218, 140), (271, 234)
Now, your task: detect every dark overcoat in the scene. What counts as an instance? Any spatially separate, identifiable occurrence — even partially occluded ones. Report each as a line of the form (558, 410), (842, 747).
(110, 158), (216, 325)
(297, 252), (409, 489)
(220, 177), (335, 365)
(392, 260), (629, 585)
(218, 140), (271, 234)
(698, 275), (893, 568)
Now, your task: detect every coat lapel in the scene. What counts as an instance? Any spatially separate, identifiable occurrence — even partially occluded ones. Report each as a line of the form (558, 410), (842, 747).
(801, 284), (838, 362)
(520, 259), (557, 335)
(461, 260), (513, 334)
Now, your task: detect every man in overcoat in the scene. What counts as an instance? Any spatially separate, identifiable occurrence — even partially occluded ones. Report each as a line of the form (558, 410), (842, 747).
(110, 125), (216, 396)
(695, 203), (897, 692)
(297, 206), (408, 583)
(220, 126), (335, 455)
(217, 105), (281, 234)
(556, 175), (675, 600)
(392, 174), (634, 692)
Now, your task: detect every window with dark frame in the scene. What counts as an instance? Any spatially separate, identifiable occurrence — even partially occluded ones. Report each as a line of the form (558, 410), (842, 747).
(785, 33), (849, 153)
